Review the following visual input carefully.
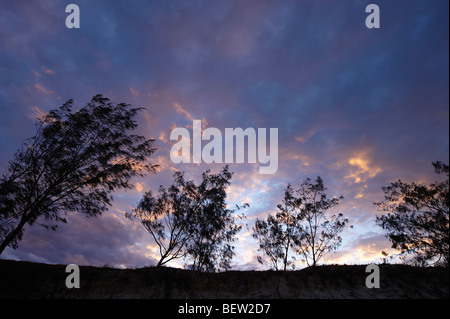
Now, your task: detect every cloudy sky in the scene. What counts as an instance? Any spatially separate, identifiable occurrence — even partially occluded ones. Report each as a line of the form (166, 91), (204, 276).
(0, 0), (448, 270)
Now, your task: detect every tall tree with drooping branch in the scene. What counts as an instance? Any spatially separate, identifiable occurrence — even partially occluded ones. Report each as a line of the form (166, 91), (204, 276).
(0, 94), (157, 254)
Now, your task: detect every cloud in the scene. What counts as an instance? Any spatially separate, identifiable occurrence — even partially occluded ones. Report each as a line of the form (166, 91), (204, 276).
(0, 0), (448, 270)
(41, 66), (55, 75)
(129, 87), (139, 98)
(2, 209), (158, 268)
(34, 83), (54, 95)
(347, 156), (382, 184)
(32, 70), (41, 78)
(173, 102), (194, 121)
(295, 130), (315, 144)
(28, 106), (47, 120)
(135, 182), (144, 193)
(331, 149), (382, 185)
(326, 232), (400, 265)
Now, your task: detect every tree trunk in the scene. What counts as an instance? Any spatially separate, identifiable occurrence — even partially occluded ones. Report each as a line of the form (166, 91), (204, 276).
(283, 241), (289, 271)
(0, 216), (28, 255)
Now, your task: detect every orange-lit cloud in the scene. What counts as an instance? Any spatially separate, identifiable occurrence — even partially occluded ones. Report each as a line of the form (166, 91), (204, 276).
(158, 132), (167, 143)
(347, 156), (381, 183)
(295, 130), (315, 144)
(353, 184), (368, 199)
(152, 154), (176, 173)
(32, 70), (41, 78)
(135, 182), (144, 193)
(34, 83), (54, 95)
(332, 150), (382, 184)
(173, 102), (194, 121)
(129, 87), (139, 98)
(28, 105), (47, 120)
(41, 66), (55, 75)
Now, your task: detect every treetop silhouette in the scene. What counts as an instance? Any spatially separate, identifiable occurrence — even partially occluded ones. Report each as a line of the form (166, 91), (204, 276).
(0, 94), (157, 254)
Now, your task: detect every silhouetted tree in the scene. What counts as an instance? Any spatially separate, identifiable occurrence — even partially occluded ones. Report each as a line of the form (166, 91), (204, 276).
(375, 161), (449, 267)
(253, 185), (299, 270)
(129, 166), (247, 272)
(126, 172), (196, 267)
(0, 95), (157, 254)
(184, 166), (248, 272)
(294, 177), (349, 267)
(254, 177), (349, 270)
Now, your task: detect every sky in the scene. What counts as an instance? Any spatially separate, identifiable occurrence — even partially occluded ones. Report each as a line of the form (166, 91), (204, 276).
(0, 0), (448, 270)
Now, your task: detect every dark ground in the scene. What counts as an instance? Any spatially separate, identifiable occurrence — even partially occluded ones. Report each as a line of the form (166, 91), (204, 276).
(0, 259), (448, 299)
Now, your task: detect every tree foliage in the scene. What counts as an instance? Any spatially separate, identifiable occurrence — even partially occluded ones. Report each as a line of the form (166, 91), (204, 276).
(0, 95), (157, 254)
(253, 185), (299, 270)
(375, 161), (449, 267)
(128, 166), (248, 272)
(126, 180), (194, 267)
(254, 176), (350, 269)
(294, 177), (349, 267)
